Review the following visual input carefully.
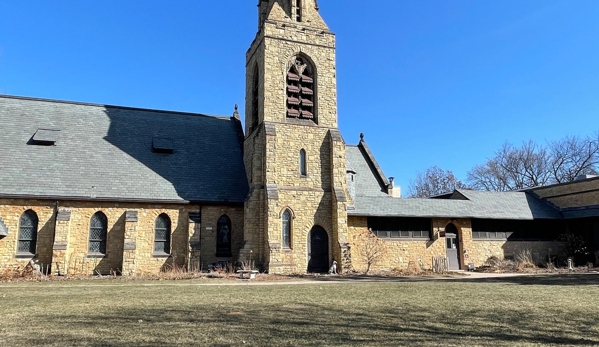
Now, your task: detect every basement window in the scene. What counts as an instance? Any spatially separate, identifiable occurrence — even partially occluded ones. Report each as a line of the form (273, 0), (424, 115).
(32, 128), (60, 146)
(152, 137), (174, 153)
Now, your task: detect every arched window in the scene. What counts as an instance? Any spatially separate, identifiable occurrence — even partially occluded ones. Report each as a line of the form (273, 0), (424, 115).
(299, 149), (307, 176)
(88, 212), (107, 255)
(216, 215), (232, 257)
(282, 209), (292, 249)
(18, 210), (38, 254)
(286, 56), (315, 121)
(251, 65), (259, 131)
(154, 214), (171, 255)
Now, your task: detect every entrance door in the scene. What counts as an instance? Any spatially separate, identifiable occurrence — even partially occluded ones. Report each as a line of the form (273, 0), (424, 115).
(445, 223), (460, 270)
(308, 226), (329, 273)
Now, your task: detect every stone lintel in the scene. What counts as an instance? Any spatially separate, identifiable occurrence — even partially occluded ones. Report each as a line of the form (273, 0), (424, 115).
(267, 184), (279, 200)
(123, 242), (136, 250)
(125, 210), (138, 222)
(53, 243), (67, 250)
(56, 208), (72, 221)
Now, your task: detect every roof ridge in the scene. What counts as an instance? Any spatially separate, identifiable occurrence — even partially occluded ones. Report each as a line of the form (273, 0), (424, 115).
(0, 94), (229, 119)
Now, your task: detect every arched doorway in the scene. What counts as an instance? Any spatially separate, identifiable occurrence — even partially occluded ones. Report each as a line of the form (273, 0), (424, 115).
(308, 226), (329, 273)
(445, 223), (460, 270)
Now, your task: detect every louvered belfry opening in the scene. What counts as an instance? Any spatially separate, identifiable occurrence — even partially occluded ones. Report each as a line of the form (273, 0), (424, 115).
(287, 56), (315, 122)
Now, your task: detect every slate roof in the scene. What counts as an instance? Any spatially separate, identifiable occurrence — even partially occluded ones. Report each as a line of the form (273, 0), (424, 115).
(345, 145), (388, 197)
(0, 95), (248, 203)
(349, 190), (562, 220)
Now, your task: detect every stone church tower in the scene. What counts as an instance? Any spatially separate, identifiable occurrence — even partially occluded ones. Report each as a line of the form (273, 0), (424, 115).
(241, 0), (350, 273)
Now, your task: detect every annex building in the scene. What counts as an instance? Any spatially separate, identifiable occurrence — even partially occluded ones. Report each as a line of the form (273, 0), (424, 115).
(1, 0), (598, 276)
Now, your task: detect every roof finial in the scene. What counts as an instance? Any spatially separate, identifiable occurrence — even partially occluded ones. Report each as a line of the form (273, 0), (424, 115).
(360, 133), (364, 141)
(233, 104), (240, 120)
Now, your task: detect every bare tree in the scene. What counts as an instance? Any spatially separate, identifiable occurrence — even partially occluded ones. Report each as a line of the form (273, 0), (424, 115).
(549, 134), (599, 183)
(467, 133), (599, 191)
(408, 166), (467, 198)
(356, 230), (386, 274)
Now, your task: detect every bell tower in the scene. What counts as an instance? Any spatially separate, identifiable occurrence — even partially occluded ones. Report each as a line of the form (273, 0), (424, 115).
(241, 0), (350, 273)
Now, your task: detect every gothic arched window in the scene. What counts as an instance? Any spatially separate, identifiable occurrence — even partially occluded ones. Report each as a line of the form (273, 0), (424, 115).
(282, 209), (292, 249)
(299, 149), (307, 176)
(287, 56), (315, 121)
(18, 210), (38, 254)
(216, 215), (232, 257)
(88, 212), (107, 255)
(154, 214), (171, 255)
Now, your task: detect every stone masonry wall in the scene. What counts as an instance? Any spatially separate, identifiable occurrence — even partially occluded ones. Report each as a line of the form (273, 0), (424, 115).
(0, 199), (56, 273)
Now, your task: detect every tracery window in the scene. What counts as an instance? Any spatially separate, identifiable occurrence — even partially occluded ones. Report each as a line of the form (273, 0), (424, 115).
(88, 212), (107, 254)
(154, 214), (171, 255)
(286, 56), (315, 121)
(282, 209), (292, 249)
(17, 210), (38, 254)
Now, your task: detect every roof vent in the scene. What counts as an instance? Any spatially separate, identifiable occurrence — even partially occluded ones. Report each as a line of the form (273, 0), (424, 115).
(152, 137), (174, 153)
(32, 128), (60, 146)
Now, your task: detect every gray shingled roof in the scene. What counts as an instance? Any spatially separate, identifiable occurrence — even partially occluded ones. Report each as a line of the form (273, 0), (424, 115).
(345, 145), (388, 197)
(349, 189), (562, 219)
(0, 95), (248, 203)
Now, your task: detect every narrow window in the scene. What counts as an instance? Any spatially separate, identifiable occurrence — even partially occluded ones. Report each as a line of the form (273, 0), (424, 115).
(88, 212), (107, 254)
(17, 210), (38, 254)
(287, 56), (315, 122)
(282, 210), (291, 249)
(299, 149), (307, 176)
(154, 214), (171, 255)
(251, 65), (259, 131)
(295, 0), (303, 22)
(216, 215), (232, 257)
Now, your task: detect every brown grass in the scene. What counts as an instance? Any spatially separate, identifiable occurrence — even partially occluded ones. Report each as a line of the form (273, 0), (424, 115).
(0, 274), (598, 346)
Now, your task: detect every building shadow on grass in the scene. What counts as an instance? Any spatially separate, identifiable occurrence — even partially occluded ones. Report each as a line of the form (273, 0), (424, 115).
(307, 273), (599, 286)
(16, 293), (599, 347)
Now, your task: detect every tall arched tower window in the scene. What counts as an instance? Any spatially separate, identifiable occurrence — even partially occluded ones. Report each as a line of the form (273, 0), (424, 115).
(18, 210), (38, 255)
(299, 149), (307, 176)
(294, 0), (303, 22)
(286, 56), (315, 122)
(251, 65), (259, 131)
(282, 209), (292, 249)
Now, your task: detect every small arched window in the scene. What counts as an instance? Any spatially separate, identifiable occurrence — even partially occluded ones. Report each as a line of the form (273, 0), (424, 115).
(88, 212), (107, 255)
(154, 214), (171, 255)
(282, 209), (292, 249)
(18, 210), (38, 254)
(299, 149), (307, 176)
(286, 56), (315, 122)
(251, 65), (259, 131)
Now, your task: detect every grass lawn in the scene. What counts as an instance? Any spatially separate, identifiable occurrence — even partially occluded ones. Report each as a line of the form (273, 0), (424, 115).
(0, 274), (598, 346)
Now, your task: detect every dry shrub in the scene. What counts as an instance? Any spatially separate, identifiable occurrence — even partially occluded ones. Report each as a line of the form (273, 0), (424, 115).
(515, 250), (536, 270)
(482, 256), (516, 272)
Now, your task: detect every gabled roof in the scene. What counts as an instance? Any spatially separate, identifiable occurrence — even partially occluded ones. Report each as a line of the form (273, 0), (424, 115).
(349, 189), (562, 220)
(345, 142), (389, 198)
(0, 95), (248, 204)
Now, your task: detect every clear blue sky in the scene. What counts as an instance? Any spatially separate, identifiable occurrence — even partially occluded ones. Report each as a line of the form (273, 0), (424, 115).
(1, 1), (598, 193)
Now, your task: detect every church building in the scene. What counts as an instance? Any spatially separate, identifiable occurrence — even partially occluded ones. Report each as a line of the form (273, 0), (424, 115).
(1, 0), (598, 276)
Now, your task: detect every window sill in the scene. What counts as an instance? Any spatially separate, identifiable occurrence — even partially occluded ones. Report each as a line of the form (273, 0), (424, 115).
(86, 253), (105, 259)
(282, 247), (293, 252)
(472, 239), (507, 241)
(153, 253), (171, 258)
(15, 253), (35, 259)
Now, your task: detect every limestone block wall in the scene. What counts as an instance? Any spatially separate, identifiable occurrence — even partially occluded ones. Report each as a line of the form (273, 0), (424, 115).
(348, 216), (446, 272)
(0, 199), (55, 272)
(466, 240), (563, 266)
(198, 206), (244, 269)
(262, 0), (328, 30)
(267, 190), (334, 274)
